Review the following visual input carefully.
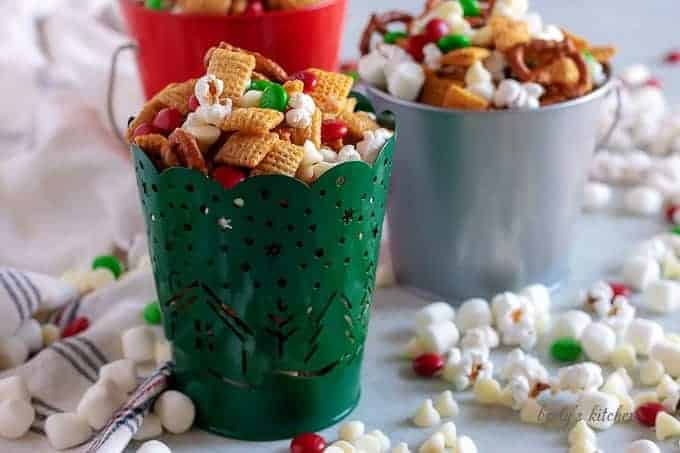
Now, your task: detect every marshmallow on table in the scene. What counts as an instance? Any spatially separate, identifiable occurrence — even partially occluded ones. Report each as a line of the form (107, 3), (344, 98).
(0, 375), (30, 401)
(624, 440), (660, 453)
(338, 420), (364, 442)
(415, 302), (455, 330)
(583, 182), (612, 211)
(625, 318), (664, 356)
(137, 440), (172, 453)
(15, 319), (43, 354)
(77, 379), (127, 430)
(643, 280), (680, 313)
(550, 310), (592, 340)
(420, 321), (459, 354)
(0, 399), (34, 439)
(581, 322), (616, 363)
(624, 186), (663, 216)
(99, 359), (138, 394)
(45, 413), (93, 450)
(623, 255), (661, 291)
(412, 399), (440, 428)
(651, 341), (680, 377)
(0, 337), (29, 370)
(122, 326), (157, 363)
(133, 413), (163, 441)
(154, 390), (195, 434)
(577, 391), (620, 430)
(455, 298), (491, 333)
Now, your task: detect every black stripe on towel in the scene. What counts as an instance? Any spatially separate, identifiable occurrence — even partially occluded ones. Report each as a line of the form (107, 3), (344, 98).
(62, 339), (103, 379)
(75, 337), (108, 365)
(50, 343), (96, 382)
(18, 271), (41, 311)
(6, 270), (35, 315)
(0, 271), (25, 320)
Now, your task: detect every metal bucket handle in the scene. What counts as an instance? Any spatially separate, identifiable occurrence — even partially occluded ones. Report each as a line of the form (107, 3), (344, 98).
(106, 42), (139, 144)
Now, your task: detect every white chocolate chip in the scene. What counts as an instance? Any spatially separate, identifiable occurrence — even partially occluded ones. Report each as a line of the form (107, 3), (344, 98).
(473, 377), (501, 405)
(438, 421), (457, 447)
(568, 420), (596, 446)
(45, 413), (93, 450)
(41, 324), (61, 346)
(454, 435), (478, 453)
(610, 343), (637, 369)
(601, 368), (633, 396)
(402, 337), (426, 359)
(640, 360), (666, 386)
(568, 442), (599, 453)
(355, 434), (382, 453)
(367, 430), (391, 453)
(433, 390), (459, 417)
(655, 411), (680, 440)
(153, 390), (195, 434)
(519, 398), (544, 424)
(390, 442), (411, 453)
(331, 441), (357, 453)
(0, 399), (34, 439)
(338, 420), (365, 442)
(656, 374), (679, 399)
(412, 399), (441, 428)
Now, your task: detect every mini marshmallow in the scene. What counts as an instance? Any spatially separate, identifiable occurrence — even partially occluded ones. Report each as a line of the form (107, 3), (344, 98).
(320, 147), (339, 163)
(418, 432), (445, 453)
(332, 441), (358, 453)
(454, 436), (478, 453)
(286, 109), (312, 129)
(77, 379), (126, 430)
(0, 337), (29, 370)
(624, 186), (663, 216)
(412, 399), (440, 428)
(355, 434), (382, 453)
(581, 322), (616, 363)
(415, 302), (455, 330)
(576, 391), (620, 430)
(455, 299), (491, 333)
(338, 145), (361, 162)
(42, 323), (61, 346)
(623, 256), (661, 291)
(368, 430), (391, 453)
(438, 422), (457, 447)
(0, 399), (34, 439)
(0, 375), (30, 402)
(386, 62), (425, 102)
(155, 339), (173, 365)
(181, 116), (221, 151)
(473, 377), (501, 405)
(45, 413), (93, 450)
(626, 318), (664, 356)
(610, 343), (637, 369)
(133, 413), (163, 441)
(655, 411), (680, 440)
(137, 440), (172, 453)
(122, 326), (156, 363)
(338, 420), (365, 442)
(461, 325), (499, 351)
(651, 341), (680, 377)
(390, 443), (411, 453)
(551, 310), (592, 340)
(558, 363), (603, 393)
(568, 420), (597, 446)
(153, 390), (195, 434)
(402, 337), (426, 359)
(656, 374), (679, 399)
(99, 359), (137, 394)
(640, 359), (666, 386)
(519, 398), (544, 424)
(493, 79), (522, 108)
(358, 51), (388, 88)
(423, 43), (443, 70)
(621, 64), (652, 86)
(15, 319), (43, 353)
(624, 440), (660, 453)
(434, 390), (459, 417)
(644, 280), (680, 313)
(420, 321), (459, 354)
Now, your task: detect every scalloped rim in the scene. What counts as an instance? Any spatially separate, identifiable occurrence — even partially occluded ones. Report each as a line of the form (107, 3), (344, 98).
(131, 133), (395, 193)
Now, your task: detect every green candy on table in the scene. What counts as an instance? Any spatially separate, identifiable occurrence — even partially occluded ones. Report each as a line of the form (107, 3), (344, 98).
(143, 301), (162, 325)
(460, 0), (481, 17)
(250, 80), (273, 91)
(349, 92), (375, 114)
(384, 31), (409, 45)
(259, 83), (289, 112)
(550, 338), (583, 363)
(437, 34), (471, 53)
(673, 225), (680, 236)
(144, 0), (164, 10)
(92, 255), (123, 279)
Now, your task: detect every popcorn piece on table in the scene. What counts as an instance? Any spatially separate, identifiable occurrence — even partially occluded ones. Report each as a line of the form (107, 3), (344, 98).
(500, 348), (549, 385)
(492, 292), (537, 350)
(460, 325), (499, 351)
(558, 363), (603, 393)
(520, 283), (551, 334)
(443, 348), (493, 391)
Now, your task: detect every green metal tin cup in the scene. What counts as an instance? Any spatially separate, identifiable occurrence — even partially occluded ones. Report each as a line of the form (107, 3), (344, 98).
(132, 123), (394, 440)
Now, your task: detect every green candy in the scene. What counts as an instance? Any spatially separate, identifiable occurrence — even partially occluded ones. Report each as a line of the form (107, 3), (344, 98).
(377, 111), (396, 130)
(460, 0), (481, 17)
(349, 92), (375, 114)
(384, 31), (409, 45)
(143, 301), (162, 325)
(145, 0), (164, 10)
(92, 255), (123, 279)
(673, 225), (680, 236)
(437, 34), (471, 53)
(550, 338), (583, 363)
(259, 83), (289, 112)
(250, 80), (273, 91)
(346, 70), (360, 83)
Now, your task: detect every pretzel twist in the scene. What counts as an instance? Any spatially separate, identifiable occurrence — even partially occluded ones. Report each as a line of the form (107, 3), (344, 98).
(359, 11), (414, 56)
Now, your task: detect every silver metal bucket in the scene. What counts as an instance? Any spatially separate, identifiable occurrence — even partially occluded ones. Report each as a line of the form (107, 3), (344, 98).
(367, 82), (614, 301)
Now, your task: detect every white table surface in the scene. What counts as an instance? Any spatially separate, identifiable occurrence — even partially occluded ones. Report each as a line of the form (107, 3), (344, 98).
(130, 1), (680, 451)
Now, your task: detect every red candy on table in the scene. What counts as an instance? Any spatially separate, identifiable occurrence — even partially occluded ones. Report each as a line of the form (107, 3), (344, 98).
(188, 95), (200, 112)
(244, 1), (264, 15)
(635, 402), (665, 427)
(406, 34), (429, 62)
(132, 122), (159, 139)
(609, 282), (632, 299)
(62, 317), (90, 338)
(412, 353), (444, 377)
(645, 78), (663, 89)
(424, 19), (450, 43)
(213, 166), (248, 189)
(321, 119), (349, 143)
(289, 71), (318, 93)
(665, 50), (680, 64)
(666, 205), (680, 224)
(152, 108), (185, 135)
(290, 433), (326, 453)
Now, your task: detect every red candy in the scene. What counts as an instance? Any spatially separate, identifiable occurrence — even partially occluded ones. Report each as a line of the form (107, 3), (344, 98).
(609, 282), (632, 299)
(244, 1), (264, 15)
(188, 95), (200, 112)
(289, 71), (318, 93)
(424, 19), (450, 43)
(152, 108), (185, 134)
(665, 51), (680, 64)
(290, 433), (326, 453)
(412, 353), (445, 377)
(132, 122), (159, 139)
(666, 205), (680, 224)
(62, 317), (90, 338)
(213, 166), (247, 189)
(321, 119), (349, 143)
(645, 78), (663, 89)
(406, 34), (429, 62)
(635, 402), (666, 427)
